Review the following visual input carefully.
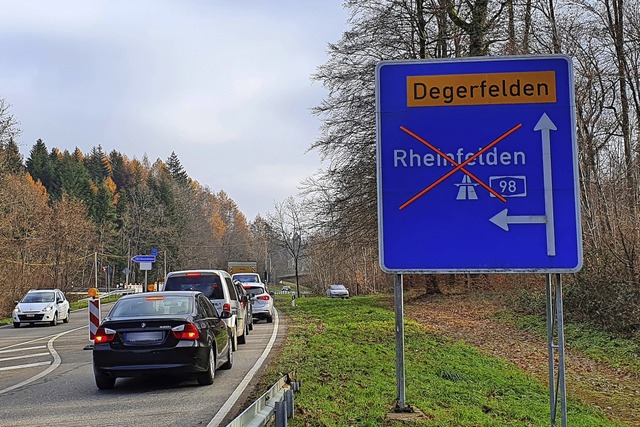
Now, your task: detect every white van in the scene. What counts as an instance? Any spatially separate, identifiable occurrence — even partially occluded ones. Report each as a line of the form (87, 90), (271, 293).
(163, 270), (249, 350)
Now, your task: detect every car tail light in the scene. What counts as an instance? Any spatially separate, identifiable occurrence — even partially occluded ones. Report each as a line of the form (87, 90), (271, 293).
(185, 272), (202, 277)
(223, 303), (231, 312)
(172, 323), (200, 340)
(94, 327), (116, 344)
(257, 295), (270, 301)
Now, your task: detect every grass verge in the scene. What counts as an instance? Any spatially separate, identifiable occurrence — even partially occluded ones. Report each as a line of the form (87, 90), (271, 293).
(265, 295), (622, 426)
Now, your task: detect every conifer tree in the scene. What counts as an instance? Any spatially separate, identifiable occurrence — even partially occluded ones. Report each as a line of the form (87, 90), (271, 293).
(26, 139), (55, 193)
(166, 151), (189, 185)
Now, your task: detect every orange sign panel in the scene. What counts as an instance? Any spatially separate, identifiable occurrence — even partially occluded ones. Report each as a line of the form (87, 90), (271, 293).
(407, 71), (556, 107)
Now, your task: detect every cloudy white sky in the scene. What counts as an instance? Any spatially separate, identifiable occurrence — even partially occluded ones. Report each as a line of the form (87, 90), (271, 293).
(0, 1), (348, 220)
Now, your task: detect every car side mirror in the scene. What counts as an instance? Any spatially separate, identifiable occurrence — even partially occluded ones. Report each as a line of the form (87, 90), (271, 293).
(220, 310), (232, 319)
(14, 301), (19, 305)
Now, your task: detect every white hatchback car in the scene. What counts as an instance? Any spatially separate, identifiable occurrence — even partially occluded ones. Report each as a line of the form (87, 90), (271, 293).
(13, 289), (71, 328)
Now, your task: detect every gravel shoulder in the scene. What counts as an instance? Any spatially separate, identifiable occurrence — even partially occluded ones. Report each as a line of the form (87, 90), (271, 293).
(404, 291), (640, 426)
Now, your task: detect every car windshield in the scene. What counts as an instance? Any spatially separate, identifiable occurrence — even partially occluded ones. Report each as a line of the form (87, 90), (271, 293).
(164, 274), (224, 299)
(243, 285), (265, 295)
(330, 285), (346, 290)
(21, 292), (55, 303)
(110, 295), (194, 317)
(233, 274), (260, 283)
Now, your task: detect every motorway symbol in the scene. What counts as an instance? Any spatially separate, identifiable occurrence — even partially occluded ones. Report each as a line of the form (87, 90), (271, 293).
(455, 175), (478, 200)
(376, 55), (582, 273)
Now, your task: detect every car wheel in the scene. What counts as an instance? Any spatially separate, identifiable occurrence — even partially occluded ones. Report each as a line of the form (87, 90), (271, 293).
(63, 310), (70, 324)
(267, 315), (273, 323)
(221, 340), (233, 370)
(197, 347), (215, 385)
(95, 373), (116, 390)
(13, 322), (20, 328)
(248, 319), (253, 331)
(50, 313), (57, 326)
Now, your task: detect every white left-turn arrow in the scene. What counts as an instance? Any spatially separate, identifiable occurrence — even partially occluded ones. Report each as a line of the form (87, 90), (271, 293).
(489, 208), (546, 231)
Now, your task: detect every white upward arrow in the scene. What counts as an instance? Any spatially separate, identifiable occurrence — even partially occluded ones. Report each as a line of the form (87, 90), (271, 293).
(534, 113), (556, 256)
(489, 114), (557, 257)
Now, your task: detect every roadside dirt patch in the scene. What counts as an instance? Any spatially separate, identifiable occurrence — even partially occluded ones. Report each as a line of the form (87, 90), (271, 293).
(404, 291), (640, 426)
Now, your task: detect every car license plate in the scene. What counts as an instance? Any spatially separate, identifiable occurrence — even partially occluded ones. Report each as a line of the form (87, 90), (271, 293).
(26, 314), (35, 318)
(125, 332), (163, 343)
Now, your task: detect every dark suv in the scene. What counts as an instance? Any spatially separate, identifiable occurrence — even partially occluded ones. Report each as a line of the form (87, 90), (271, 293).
(163, 270), (249, 350)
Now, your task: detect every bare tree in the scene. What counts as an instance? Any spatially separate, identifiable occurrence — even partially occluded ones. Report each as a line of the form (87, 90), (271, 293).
(267, 197), (309, 298)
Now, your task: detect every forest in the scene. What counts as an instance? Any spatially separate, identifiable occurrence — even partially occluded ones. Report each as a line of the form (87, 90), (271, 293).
(2, 0), (640, 339)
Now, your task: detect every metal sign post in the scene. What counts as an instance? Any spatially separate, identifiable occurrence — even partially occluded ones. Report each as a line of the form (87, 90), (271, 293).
(546, 273), (567, 426)
(131, 255), (155, 292)
(394, 274), (407, 411)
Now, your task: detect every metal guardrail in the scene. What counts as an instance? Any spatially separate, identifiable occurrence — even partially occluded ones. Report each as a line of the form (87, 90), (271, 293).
(226, 371), (300, 427)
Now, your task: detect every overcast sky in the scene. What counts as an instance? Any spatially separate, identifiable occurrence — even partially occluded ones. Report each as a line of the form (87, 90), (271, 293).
(0, 1), (348, 220)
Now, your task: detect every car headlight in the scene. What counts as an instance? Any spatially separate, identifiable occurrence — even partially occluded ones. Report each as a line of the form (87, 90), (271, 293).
(14, 306), (21, 314)
(42, 305), (54, 312)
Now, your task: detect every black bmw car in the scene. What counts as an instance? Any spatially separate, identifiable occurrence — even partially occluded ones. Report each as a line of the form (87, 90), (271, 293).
(92, 291), (233, 390)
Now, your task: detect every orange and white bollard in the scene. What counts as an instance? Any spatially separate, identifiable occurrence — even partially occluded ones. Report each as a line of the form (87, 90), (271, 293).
(87, 288), (101, 344)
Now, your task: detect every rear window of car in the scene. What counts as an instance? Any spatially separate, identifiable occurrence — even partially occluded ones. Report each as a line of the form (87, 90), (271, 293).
(110, 295), (194, 317)
(233, 274), (260, 283)
(243, 285), (265, 295)
(164, 274), (224, 300)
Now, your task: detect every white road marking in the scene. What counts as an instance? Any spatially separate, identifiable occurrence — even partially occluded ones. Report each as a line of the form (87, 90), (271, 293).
(0, 325), (86, 396)
(0, 352), (50, 363)
(0, 346), (46, 354)
(0, 361), (51, 371)
(208, 310), (280, 427)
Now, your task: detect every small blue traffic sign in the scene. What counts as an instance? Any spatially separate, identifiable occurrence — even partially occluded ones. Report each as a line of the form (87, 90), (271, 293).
(131, 255), (156, 263)
(376, 55), (582, 273)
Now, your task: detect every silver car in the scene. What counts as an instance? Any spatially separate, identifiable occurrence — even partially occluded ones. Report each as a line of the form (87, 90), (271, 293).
(326, 284), (350, 298)
(242, 283), (274, 323)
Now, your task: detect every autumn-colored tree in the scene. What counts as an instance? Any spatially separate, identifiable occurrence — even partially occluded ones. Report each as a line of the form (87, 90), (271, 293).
(0, 173), (52, 314)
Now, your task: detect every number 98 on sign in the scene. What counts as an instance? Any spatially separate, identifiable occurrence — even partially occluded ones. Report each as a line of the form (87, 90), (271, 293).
(489, 176), (527, 198)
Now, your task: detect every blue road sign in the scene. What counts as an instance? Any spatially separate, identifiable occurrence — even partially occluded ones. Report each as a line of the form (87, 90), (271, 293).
(131, 255), (156, 263)
(376, 55), (582, 273)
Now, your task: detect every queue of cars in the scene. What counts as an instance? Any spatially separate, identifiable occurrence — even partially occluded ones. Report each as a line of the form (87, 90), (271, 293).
(12, 276), (351, 390)
(93, 268), (272, 389)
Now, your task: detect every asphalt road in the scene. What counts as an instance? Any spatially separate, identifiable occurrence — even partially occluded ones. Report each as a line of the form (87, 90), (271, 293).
(0, 304), (284, 427)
